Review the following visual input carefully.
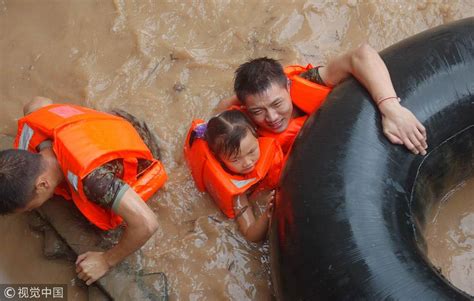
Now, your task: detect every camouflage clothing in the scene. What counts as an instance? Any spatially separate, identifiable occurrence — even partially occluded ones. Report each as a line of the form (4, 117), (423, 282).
(82, 159), (127, 210)
(83, 110), (159, 211)
(299, 66), (326, 86)
(82, 158), (153, 210)
(40, 111), (159, 211)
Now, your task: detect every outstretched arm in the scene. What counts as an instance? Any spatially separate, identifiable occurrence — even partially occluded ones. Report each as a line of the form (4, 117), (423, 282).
(75, 187), (159, 285)
(319, 44), (427, 155)
(232, 190), (274, 243)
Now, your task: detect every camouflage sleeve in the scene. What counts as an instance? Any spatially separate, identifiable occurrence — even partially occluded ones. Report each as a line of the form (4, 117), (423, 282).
(83, 110), (160, 211)
(110, 109), (161, 160)
(82, 160), (128, 211)
(299, 66), (327, 86)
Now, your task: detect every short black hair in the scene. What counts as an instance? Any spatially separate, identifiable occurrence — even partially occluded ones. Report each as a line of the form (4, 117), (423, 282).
(234, 57), (288, 104)
(205, 110), (257, 161)
(0, 149), (44, 214)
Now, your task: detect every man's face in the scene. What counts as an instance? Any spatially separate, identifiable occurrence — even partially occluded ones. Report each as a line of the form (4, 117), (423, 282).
(244, 82), (293, 134)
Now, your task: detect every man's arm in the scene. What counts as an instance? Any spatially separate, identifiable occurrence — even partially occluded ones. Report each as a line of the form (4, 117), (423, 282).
(214, 95), (240, 113)
(75, 187), (158, 285)
(319, 44), (428, 155)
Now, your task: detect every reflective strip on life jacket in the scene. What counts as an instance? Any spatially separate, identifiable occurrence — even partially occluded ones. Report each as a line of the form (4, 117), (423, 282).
(14, 103), (167, 230)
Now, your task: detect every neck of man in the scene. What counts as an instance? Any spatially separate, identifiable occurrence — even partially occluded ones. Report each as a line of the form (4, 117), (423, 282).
(40, 148), (65, 187)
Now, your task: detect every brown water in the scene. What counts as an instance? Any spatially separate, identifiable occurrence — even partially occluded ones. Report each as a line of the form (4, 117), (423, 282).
(0, 134), (90, 298)
(424, 178), (474, 296)
(1, 0), (473, 300)
(0, 211), (88, 300)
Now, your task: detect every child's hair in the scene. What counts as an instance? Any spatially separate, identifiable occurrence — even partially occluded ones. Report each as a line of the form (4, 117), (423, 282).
(205, 110), (257, 160)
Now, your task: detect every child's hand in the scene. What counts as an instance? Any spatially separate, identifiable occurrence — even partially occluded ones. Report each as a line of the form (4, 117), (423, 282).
(264, 190), (275, 218)
(248, 189), (275, 218)
(265, 198), (274, 218)
(249, 189), (274, 203)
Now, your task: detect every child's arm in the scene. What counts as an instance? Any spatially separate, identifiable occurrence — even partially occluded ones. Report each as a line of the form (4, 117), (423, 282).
(232, 190), (274, 242)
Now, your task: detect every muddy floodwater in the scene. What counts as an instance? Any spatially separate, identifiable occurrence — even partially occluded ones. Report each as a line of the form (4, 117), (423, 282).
(424, 178), (474, 296)
(1, 0), (473, 300)
(0, 213), (87, 300)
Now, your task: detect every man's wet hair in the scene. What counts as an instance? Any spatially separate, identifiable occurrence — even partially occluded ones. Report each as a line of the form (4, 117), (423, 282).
(205, 110), (257, 162)
(0, 149), (43, 214)
(234, 57), (288, 104)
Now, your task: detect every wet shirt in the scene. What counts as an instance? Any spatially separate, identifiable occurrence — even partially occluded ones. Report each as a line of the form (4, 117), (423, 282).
(82, 160), (128, 211)
(82, 159), (152, 211)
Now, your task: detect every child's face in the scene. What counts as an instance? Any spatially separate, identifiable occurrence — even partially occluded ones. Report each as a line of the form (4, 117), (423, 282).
(220, 130), (260, 174)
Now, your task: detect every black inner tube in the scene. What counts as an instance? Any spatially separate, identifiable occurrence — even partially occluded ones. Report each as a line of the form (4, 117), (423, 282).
(271, 18), (474, 300)
(412, 126), (473, 255)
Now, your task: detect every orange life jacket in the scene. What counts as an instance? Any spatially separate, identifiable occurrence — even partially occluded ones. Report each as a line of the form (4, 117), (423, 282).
(14, 104), (167, 230)
(184, 119), (284, 219)
(256, 116), (308, 155)
(285, 64), (332, 115)
(265, 64), (332, 154)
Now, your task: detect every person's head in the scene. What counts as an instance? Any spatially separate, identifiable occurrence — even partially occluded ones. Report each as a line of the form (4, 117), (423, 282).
(234, 57), (293, 134)
(0, 149), (52, 214)
(205, 110), (260, 175)
(23, 96), (53, 116)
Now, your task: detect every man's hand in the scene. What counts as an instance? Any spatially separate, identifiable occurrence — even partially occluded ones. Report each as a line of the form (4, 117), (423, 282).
(319, 44), (429, 155)
(74, 187), (159, 285)
(379, 100), (427, 155)
(74, 188), (158, 285)
(75, 251), (110, 285)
